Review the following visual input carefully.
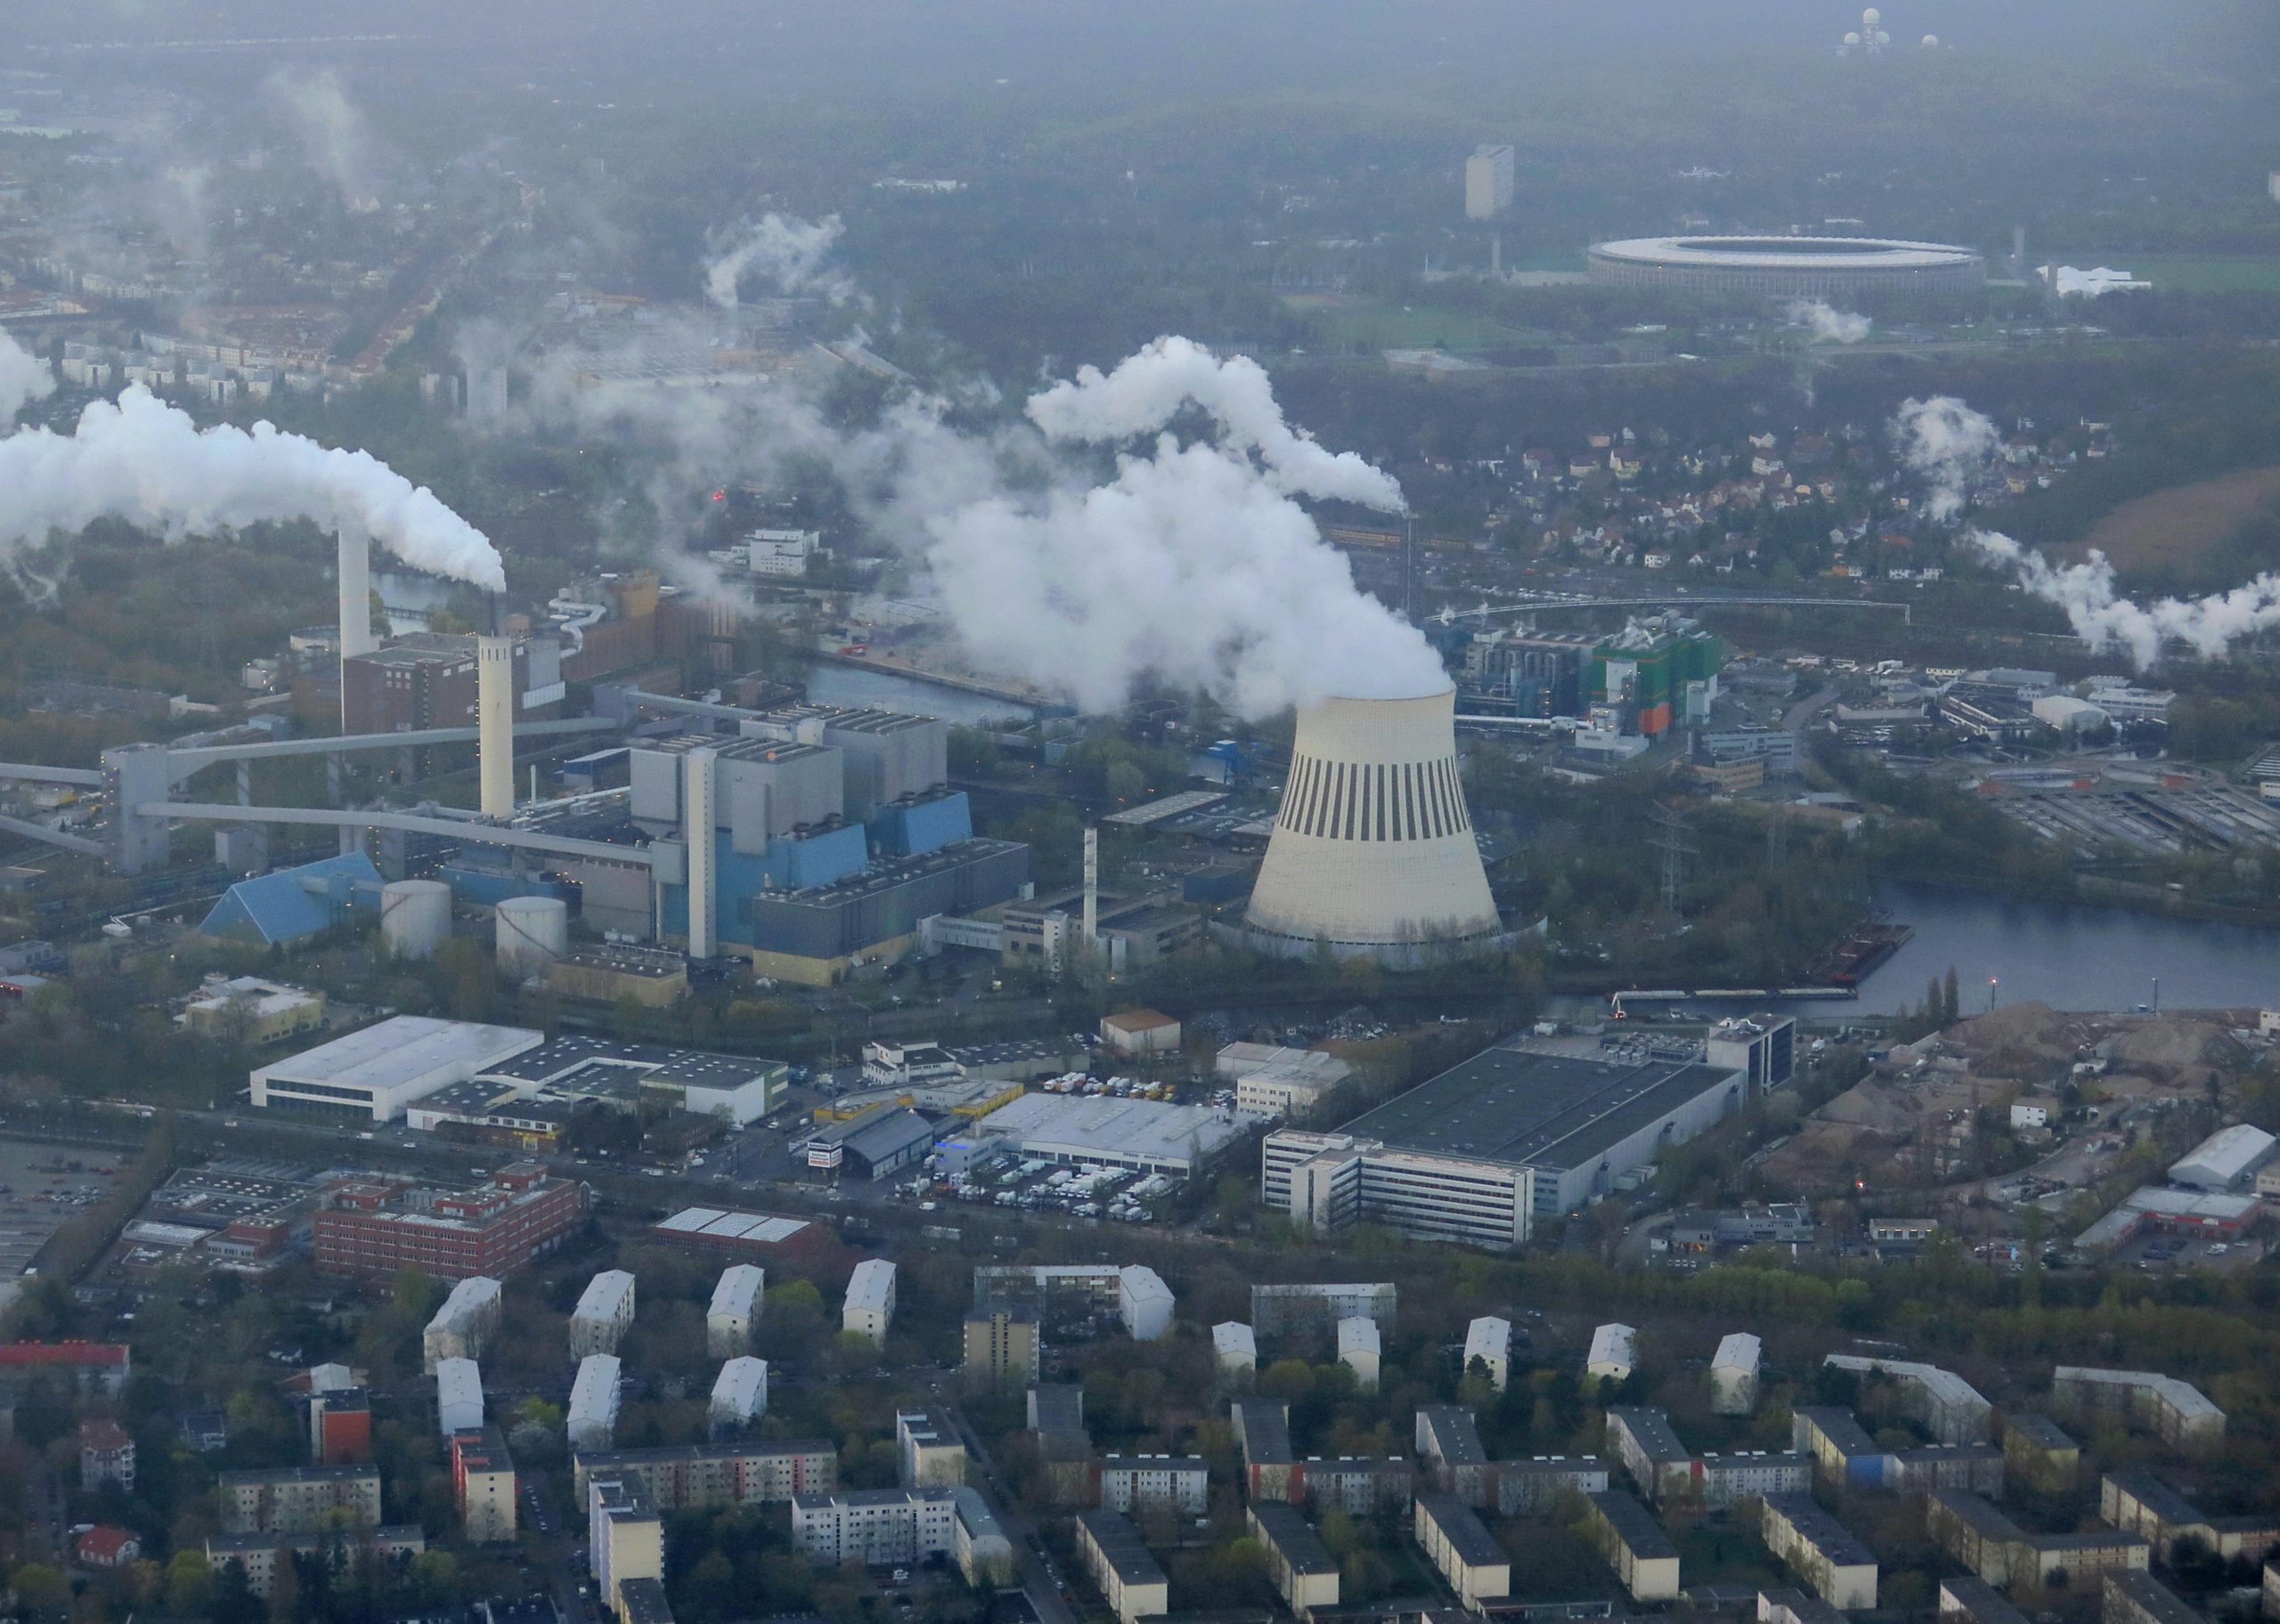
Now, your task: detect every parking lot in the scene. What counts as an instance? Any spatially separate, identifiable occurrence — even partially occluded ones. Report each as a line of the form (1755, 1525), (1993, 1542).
(0, 1136), (123, 1278)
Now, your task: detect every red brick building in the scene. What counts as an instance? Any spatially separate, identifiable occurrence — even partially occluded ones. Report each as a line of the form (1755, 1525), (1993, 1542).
(0, 1342), (131, 1393)
(313, 1164), (588, 1281)
(309, 1391), (372, 1465)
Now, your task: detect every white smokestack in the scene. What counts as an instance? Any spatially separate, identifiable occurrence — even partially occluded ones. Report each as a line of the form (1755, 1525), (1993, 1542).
(0, 386), (506, 589)
(1244, 689), (1500, 962)
(476, 631), (514, 818)
(682, 747), (718, 960)
(338, 526), (377, 659)
(1083, 825), (1098, 948)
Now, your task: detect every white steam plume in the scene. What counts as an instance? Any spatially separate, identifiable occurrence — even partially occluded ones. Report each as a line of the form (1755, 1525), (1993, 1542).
(1893, 394), (1999, 522)
(0, 386), (504, 589)
(704, 215), (857, 308)
(1029, 336), (1408, 510)
(0, 330), (55, 420)
(265, 69), (378, 208)
(1966, 529), (2280, 670)
(1786, 299), (1871, 344)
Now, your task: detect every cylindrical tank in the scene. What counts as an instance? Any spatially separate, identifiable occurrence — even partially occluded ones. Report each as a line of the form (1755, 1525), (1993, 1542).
(496, 895), (570, 977)
(379, 879), (452, 960)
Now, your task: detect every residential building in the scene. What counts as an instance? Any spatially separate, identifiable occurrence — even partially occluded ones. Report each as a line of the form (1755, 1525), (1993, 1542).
(572, 1271), (638, 1359)
(1213, 1321), (1257, 1378)
(216, 1466), (383, 1534)
(307, 1387), (372, 1465)
(964, 1311), (1040, 1387)
(0, 1342), (130, 1393)
(709, 1358), (769, 1433)
(451, 1426), (517, 1543)
(1416, 1492), (1511, 1608)
(436, 1359), (484, 1436)
(1823, 1355), (1991, 1444)
(569, 1441), (837, 1508)
(2052, 1368), (2226, 1452)
(569, 1355), (622, 1452)
(1926, 1488), (2150, 1588)
(973, 1263), (1174, 1341)
(950, 1487), (1015, 1587)
(1234, 1398), (1297, 1501)
(1099, 1455), (1209, 1515)
(1939, 1576), (2030, 1624)
(1762, 1493), (1878, 1610)
(1338, 1315), (1382, 1390)
(790, 1488), (957, 1567)
(2103, 1572), (2204, 1624)
(1298, 1456), (1415, 1514)
(1076, 1508), (1168, 1624)
(1416, 1406), (1494, 1507)
(2102, 1471), (2280, 1565)
(75, 1526), (141, 1570)
(1589, 1323), (1638, 1384)
(79, 1419), (134, 1492)
(843, 1259), (897, 1344)
(424, 1276), (503, 1371)
(896, 1409), (966, 1488)
(2002, 1414), (2080, 1494)
(707, 1265), (764, 1358)
(590, 1476), (665, 1621)
(1465, 1316), (1512, 1392)
(204, 1527), (425, 1599)
(1250, 1281), (1396, 1341)
(1585, 1490), (1682, 1602)
(1496, 1457), (1612, 1516)
(1248, 1502), (1340, 1619)
(1714, 1333), (1763, 1415)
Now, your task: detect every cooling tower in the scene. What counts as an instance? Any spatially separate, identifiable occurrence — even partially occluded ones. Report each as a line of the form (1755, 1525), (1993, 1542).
(1243, 689), (1500, 962)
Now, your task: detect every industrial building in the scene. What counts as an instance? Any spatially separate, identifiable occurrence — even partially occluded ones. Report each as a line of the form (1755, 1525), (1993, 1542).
(1242, 691), (1505, 964)
(314, 1165), (589, 1281)
(198, 853), (387, 947)
(968, 1092), (1258, 1180)
(843, 1258), (897, 1344)
(1076, 1508), (1169, 1624)
(2168, 1125), (2277, 1191)
(251, 1017), (543, 1121)
(1415, 1492), (1511, 1608)
(804, 1106), (935, 1180)
(1713, 1333), (1763, 1414)
(436, 1359), (484, 1436)
(181, 978), (327, 1043)
(470, 1034), (788, 1127)
(1762, 1493), (1878, 1610)
(648, 1206), (828, 1264)
(709, 1358), (769, 1432)
(1265, 1037), (1747, 1248)
(1217, 1043), (1355, 1117)
(707, 1265), (765, 1357)
(568, 1441), (837, 1509)
(569, 1355), (623, 1452)
(571, 1271), (638, 1359)
(1587, 235), (1985, 297)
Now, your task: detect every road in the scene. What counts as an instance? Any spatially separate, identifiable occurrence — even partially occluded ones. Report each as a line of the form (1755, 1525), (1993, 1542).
(945, 1408), (1076, 1624)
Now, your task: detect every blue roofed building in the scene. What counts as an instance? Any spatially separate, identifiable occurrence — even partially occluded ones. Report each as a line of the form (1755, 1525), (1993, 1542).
(198, 853), (382, 946)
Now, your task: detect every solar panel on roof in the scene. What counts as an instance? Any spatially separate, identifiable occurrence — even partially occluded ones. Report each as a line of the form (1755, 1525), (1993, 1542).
(659, 1208), (728, 1231)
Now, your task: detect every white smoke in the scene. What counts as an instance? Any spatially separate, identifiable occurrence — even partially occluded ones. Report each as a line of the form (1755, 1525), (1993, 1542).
(0, 386), (505, 589)
(265, 69), (379, 209)
(1966, 529), (2280, 670)
(1028, 336), (1408, 511)
(0, 330), (54, 420)
(704, 215), (857, 308)
(1786, 299), (1872, 345)
(1893, 394), (1999, 522)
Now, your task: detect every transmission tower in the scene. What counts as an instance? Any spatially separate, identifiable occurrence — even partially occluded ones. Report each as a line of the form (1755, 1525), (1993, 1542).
(1650, 803), (1696, 913)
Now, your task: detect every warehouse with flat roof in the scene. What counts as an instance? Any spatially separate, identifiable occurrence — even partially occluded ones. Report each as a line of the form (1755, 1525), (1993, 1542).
(253, 1018), (543, 1121)
(974, 1092), (1262, 1179)
(1265, 1037), (1745, 1247)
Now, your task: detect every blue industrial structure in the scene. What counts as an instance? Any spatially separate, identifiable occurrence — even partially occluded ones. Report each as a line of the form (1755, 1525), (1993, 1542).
(198, 852), (382, 946)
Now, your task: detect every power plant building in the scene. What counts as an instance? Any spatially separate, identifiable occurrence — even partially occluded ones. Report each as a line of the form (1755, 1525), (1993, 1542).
(1242, 692), (1504, 965)
(1589, 619), (1724, 737)
(1265, 1039), (1748, 1248)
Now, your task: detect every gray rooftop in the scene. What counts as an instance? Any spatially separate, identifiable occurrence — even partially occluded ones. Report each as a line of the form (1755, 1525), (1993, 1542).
(1418, 1493), (1508, 1569)
(1077, 1509), (1168, 1587)
(1763, 1493), (1875, 1568)
(1589, 1490), (1678, 1560)
(1417, 1406), (1487, 1466)
(1249, 1502), (1338, 1575)
(1338, 1038), (1742, 1173)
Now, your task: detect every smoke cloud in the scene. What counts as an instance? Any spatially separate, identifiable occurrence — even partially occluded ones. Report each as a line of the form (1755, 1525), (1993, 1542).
(1966, 529), (2280, 670)
(1029, 336), (1408, 511)
(1893, 394), (1999, 521)
(0, 330), (54, 420)
(265, 69), (379, 209)
(704, 215), (857, 308)
(0, 386), (505, 589)
(1786, 299), (1872, 345)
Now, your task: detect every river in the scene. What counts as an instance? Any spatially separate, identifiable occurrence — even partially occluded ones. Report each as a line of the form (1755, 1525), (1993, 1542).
(1762, 882), (2280, 1018)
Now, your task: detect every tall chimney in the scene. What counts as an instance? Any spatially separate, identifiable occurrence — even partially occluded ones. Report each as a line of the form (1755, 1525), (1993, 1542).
(476, 608), (514, 819)
(1082, 825), (1099, 948)
(682, 746), (718, 960)
(338, 528), (376, 727)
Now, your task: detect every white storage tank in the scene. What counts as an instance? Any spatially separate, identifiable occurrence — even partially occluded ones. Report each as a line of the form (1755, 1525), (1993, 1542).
(379, 879), (452, 960)
(495, 895), (569, 976)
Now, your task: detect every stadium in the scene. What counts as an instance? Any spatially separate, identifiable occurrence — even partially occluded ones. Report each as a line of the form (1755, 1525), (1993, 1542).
(1587, 235), (1985, 298)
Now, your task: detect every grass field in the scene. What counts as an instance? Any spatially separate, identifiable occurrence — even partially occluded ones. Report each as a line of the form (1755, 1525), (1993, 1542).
(2128, 256), (2280, 293)
(1283, 295), (1527, 351)
(2076, 464), (2280, 570)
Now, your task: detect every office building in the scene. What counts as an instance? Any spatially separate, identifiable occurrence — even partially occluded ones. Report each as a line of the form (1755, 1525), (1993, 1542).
(707, 1265), (765, 1357)
(1077, 1508), (1169, 1624)
(1266, 1040), (1746, 1248)
(1706, 1016), (1797, 1095)
(1416, 1492), (1511, 1609)
(314, 1164), (589, 1281)
(1465, 143), (1516, 221)
(451, 1426), (517, 1543)
(844, 1259), (897, 1344)
(964, 1310), (1040, 1386)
